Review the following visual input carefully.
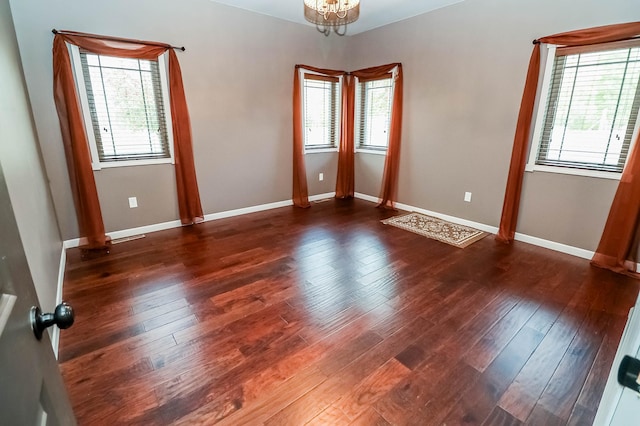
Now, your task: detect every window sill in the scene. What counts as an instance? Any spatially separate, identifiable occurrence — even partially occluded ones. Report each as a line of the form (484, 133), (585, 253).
(92, 158), (174, 171)
(304, 148), (338, 154)
(525, 164), (621, 180)
(356, 148), (387, 156)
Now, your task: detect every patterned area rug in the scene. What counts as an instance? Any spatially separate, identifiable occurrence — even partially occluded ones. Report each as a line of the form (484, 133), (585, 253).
(382, 212), (488, 248)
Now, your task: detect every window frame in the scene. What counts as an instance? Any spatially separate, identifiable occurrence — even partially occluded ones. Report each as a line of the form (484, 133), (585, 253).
(526, 42), (640, 180)
(70, 45), (175, 170)
(355, 74), (394, 154)
(302, 71), (341, 154)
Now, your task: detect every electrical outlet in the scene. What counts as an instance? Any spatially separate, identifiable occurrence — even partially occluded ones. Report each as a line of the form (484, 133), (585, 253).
(319, 173), (324, 181)
(128, 197), (138, 208)
(464, 192), (472, 202)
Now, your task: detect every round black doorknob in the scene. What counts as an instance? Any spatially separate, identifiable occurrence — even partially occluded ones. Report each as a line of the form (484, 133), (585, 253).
(618, 355), (640, 392)
(31, 302), (75, 340)
(53, 302), (74, 329)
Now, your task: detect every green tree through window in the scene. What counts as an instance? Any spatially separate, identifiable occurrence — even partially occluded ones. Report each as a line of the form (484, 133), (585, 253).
(80, 52), (171, 162)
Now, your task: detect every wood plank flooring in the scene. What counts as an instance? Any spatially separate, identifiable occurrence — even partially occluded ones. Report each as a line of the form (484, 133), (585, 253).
(59, 198), (639, 425)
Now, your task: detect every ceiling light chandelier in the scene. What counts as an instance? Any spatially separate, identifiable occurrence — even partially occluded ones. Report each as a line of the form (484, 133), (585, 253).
(304, 0), (360, 37)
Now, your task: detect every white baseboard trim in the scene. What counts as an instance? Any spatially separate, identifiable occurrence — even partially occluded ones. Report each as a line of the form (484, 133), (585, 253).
(513, 232), (594, 260)
(354, 192), (379, 203)
(354, 193), (595, 261)
(309, 192), (336, 201)
(108, 220), (182, 241)
(51, 245), (66, 359)
(62, 196), (344, 249)
(62, 238), (80, 250)
(61, 193), (596, 277)
(61, 196), (335, 249)
(63, 219), (183, 249)
(203, 199), (293, 222)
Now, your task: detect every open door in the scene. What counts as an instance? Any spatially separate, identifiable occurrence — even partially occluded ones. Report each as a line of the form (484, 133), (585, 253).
(0, 162), (75, 424)
(0, 0), (76, 422)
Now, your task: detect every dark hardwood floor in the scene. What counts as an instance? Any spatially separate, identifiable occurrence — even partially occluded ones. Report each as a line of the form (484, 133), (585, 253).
(59, 198), (639, 425)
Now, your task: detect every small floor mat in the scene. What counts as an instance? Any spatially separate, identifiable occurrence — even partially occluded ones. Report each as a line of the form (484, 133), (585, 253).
(382, 212), (488, 248)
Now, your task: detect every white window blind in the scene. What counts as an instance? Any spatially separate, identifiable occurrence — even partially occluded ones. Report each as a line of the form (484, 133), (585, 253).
(79, 51), (171, 162)
(357, 77), (393, 150)
(536, 42), (640, 173)
(303, 74), (340, 149)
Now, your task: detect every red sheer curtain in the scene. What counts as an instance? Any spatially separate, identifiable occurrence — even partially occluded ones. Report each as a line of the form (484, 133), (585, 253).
(336, 74), (355, 198)
(292, 67), (309, 208)
(352, 63), (403, 209)
(592, 129), (640, 276)
(497, 22), (640, 245)
(52, 36), (107, 249)
(495, 45), (541, 243)
(166, 50), (203, 224)
(293, 63), (402, 208)
(52, 31), (203, 248)
(293, 65), (346, 208)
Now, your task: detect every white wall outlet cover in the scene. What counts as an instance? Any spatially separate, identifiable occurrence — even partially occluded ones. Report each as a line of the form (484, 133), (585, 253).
(128, 197), (138, 208)
(319, 173), (324, 181)
(464, 192), (472, 202)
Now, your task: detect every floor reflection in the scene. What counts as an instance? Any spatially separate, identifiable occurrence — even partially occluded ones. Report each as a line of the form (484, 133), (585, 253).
(294, 226), (396, 323)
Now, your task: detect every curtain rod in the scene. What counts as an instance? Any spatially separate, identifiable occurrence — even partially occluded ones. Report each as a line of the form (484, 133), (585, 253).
(532, 35), (640, 45)
(52, 29), (186, 51)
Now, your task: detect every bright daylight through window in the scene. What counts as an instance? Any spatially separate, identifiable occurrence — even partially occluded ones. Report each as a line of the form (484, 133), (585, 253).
(532, 42), (640, 174)
(357, 77), (393, 150)
(303, 74), (340, 149)
(76, 50), (172, 166)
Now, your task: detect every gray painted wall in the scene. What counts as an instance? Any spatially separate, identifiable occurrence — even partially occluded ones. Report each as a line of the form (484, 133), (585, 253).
(355, 153), (386, 198)
(0, 0), (62, 312)
(8, 0), (640, 254)
(9, 0), (346, 239)
(349, 0), (640, 251)
(94, 165), (179, 232)
(306, 152), (339, 196)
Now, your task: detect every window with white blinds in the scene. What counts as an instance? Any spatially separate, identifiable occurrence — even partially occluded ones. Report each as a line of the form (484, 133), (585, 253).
(77, 50), (172, 165)
(303, 74), (340, 149)
(534, 41), (640, 174)
(356, 77), (393, 150)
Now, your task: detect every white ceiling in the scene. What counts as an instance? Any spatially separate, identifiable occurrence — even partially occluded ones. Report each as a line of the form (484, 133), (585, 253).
(208, 0), (464, 35)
